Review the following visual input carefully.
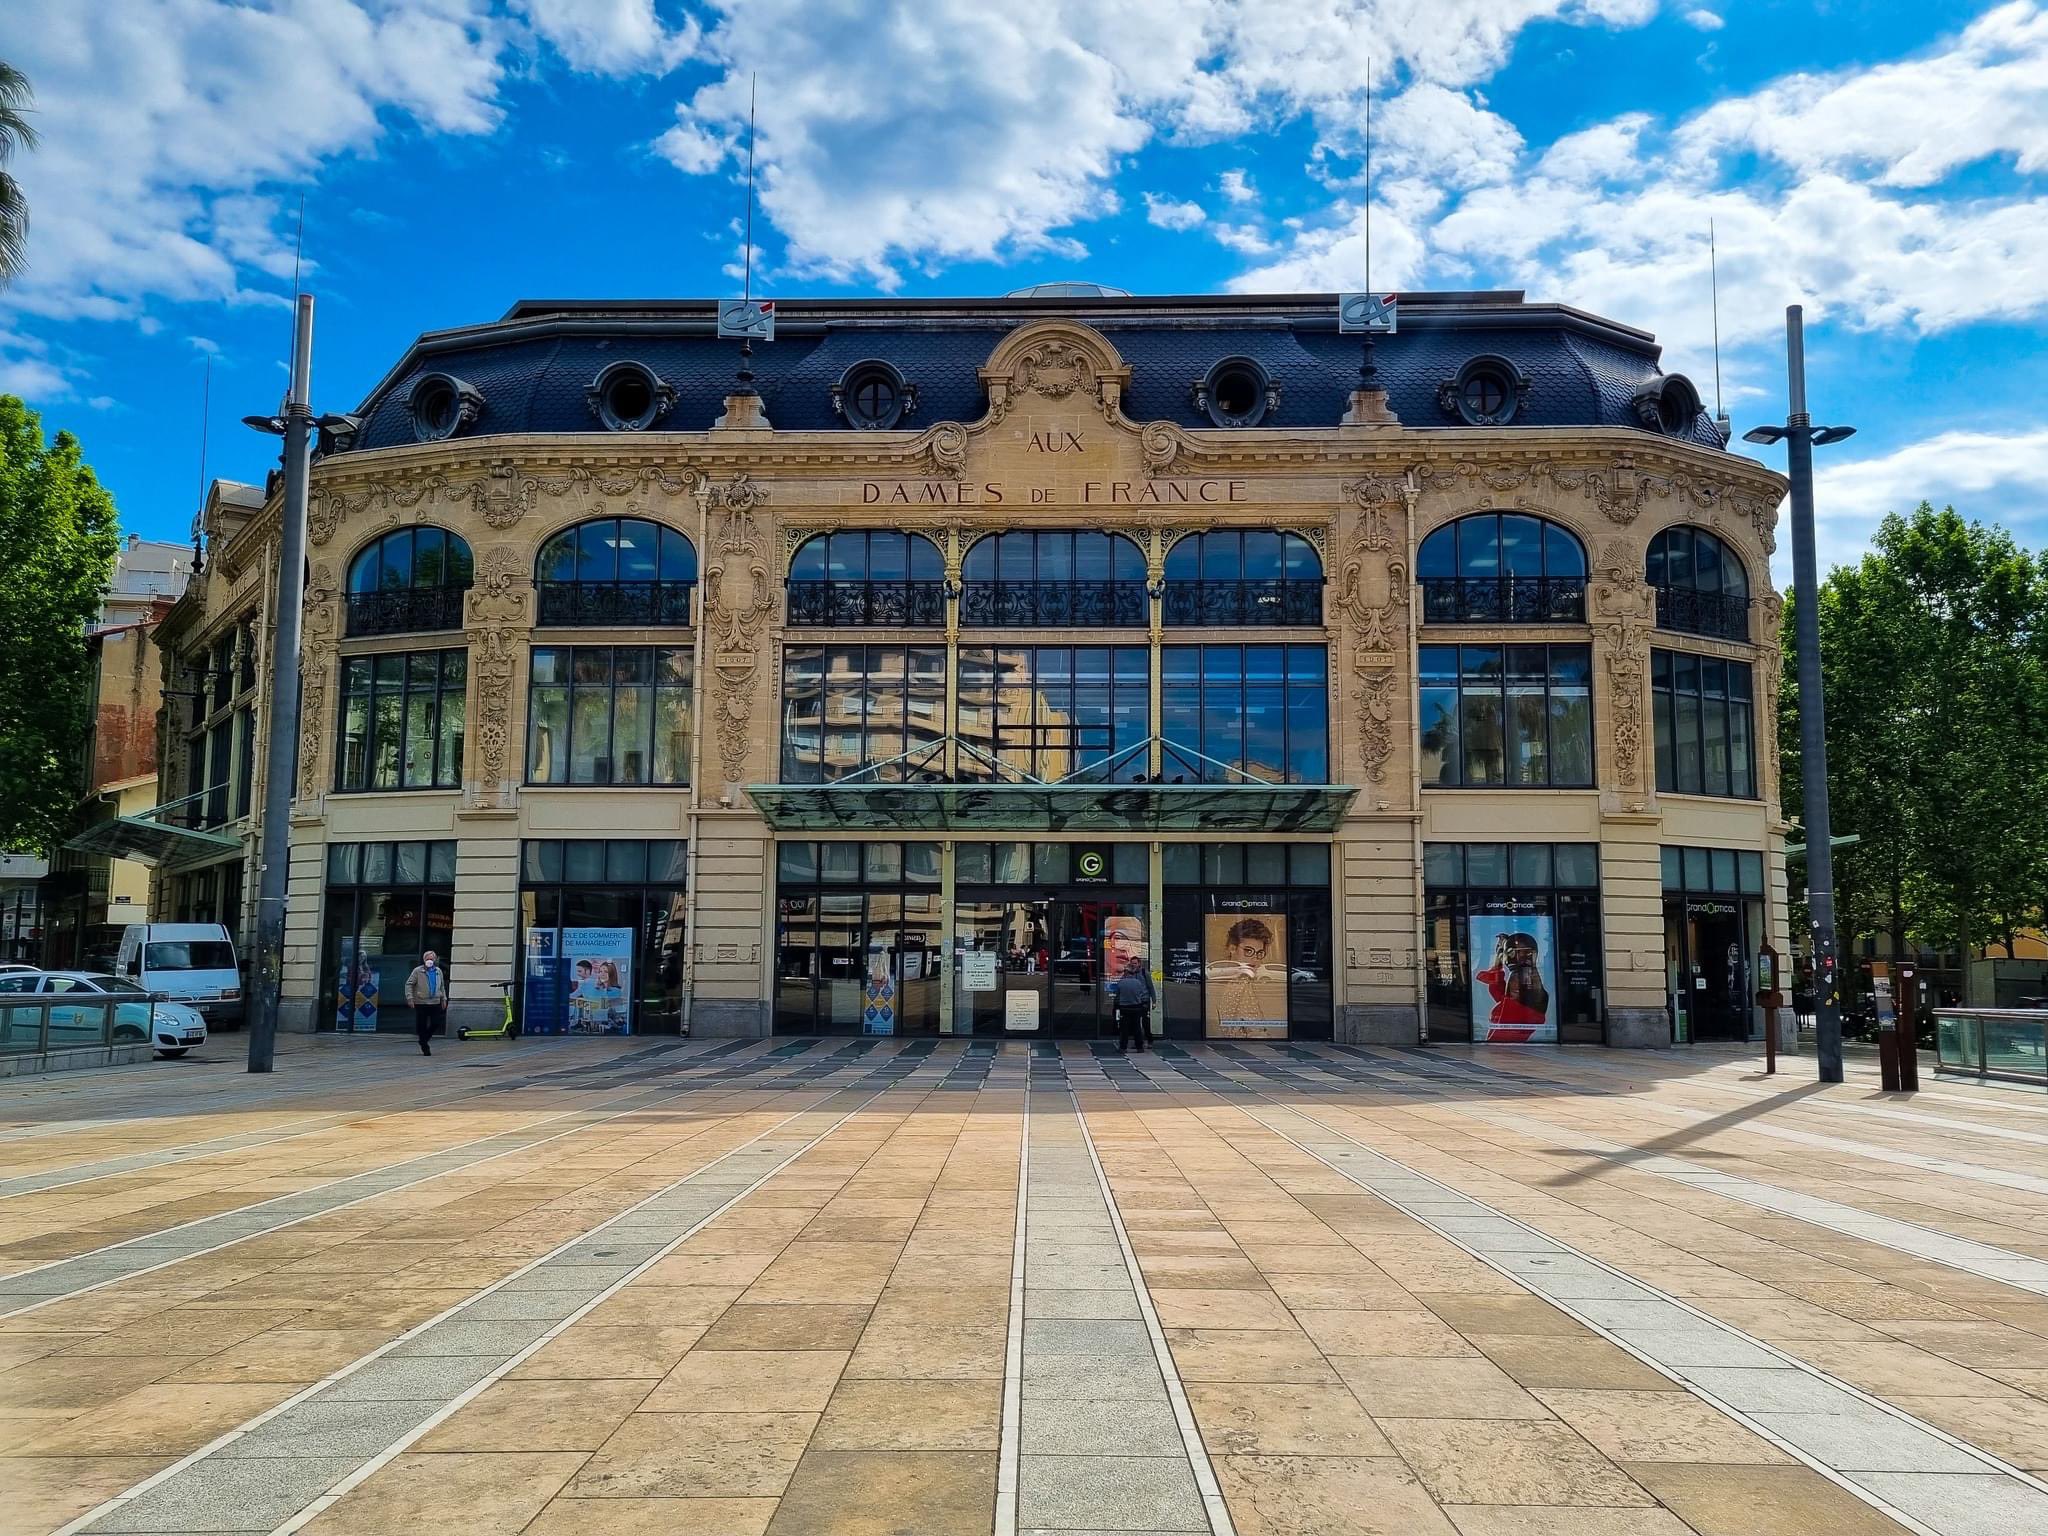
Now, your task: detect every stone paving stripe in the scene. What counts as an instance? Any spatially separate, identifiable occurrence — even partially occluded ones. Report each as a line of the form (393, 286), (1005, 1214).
(57, 1084), (895, 1536)
(0, 1071), (771, 1318)
(0, 1038), (741, 1199)
(995, 1067), (1032, 1536)
(1466, 1102), (2048, 1298)
(1236, 1096), (2048, 1536)
(1067, 1088), (1235, 1536)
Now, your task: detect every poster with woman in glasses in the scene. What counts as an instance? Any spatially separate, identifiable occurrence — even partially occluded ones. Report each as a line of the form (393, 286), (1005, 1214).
(1204, 911), (1288, 1039)
(1470, 907), (1557, 1043)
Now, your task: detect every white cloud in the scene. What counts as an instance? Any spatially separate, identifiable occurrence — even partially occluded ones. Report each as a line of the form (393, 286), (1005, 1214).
(1683, 8), (1724, 30)
(1809, 427), (2048, 573)
(652, 0), (1665, 285)
(1144, 193), (1207, 231)
(1210, 222), (1275, 256)
(1218, 169), (1256, 204)
(514, 0), (697, 74)
(1536, 114), (1652, 184)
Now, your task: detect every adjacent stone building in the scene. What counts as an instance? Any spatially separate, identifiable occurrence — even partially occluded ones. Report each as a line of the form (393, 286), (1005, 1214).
(193, 288), (1790, 1045)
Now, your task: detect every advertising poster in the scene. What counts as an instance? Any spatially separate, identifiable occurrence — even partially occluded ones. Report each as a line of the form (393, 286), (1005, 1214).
(1100, 915), (1149, 989)
(335, 939), (379, 1033)
(1204, 910), (1289, 1039)
(863, 943), (897, 1035)
(563, 927), (633, 1034)
(522, 928), (561, 1036)
(1470, 900), (1557, 1043)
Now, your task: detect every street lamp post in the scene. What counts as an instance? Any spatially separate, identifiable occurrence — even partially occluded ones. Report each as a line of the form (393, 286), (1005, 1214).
(1744, 305), (1856, 1085)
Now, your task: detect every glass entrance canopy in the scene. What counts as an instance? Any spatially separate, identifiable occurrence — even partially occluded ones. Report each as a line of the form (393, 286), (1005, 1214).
(746, 780), (1357, 833)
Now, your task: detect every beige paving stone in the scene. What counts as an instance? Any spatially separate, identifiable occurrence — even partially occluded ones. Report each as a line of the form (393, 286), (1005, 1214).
(1445, 1509), (1696, 1536)
(638, 1251), (780, 1287)
(1165, 1327), (1342, 1384)
(168, 1326), (393, 1384)
(418, 1379), (654, 1451)
(697, 1303), (873, 1351)
(1415, 1295), (1593, 1338)
(811, 1379), (1002, 1451)
(55, 1308), (289, 1359)
(1188, 1382), (1395, 1456)
(523, 1495), (778, 1534)
(510, 1324), (711, 1380)
(1890, 1392), (2048, 1470)
(644, 1349), (850, 1412)
(764, 1449), (995, 1534)
(566, 1413), (819, 1500)
(1465, 1334), (1673, 1391)
(581, 1284), (746, 1329)
(1533, 1388), (1794, 1465)
(844, 1321), (1005, 1380)
(0, 1453), (164, 1536)
(1262, 1272), (1418, 1310)
(1381, 1419), (1657, 1507)
(0, 1351), (185, 1410)
(1216, 1453), (1461, 1535)
(1622, 1462), (1916, 1535)
(869, 1284), (1010, 1328)
(743, 1243), (904, 1304)
(304, 1450), (588, 1535)
(1151, 1287), (1297, 1330)
(1787, 1339), (2015, 1397)
(1333, 1356), (1551, 1420)
(1298, 1308), (1479, 1358)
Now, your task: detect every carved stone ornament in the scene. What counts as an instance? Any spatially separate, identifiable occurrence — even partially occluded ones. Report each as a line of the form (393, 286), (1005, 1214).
(1607, 645), (1647, 799)
(466, 544), (533, 629)
(1356, 665), (1398, 786)
(702, 474), (778, 784)
(978, 321), (1132, 430)
(924, 421), (968, 479)
(1019, 341), (1089, 400)
(1141, 420), (1188, 475)
(466, 627), (523, 809)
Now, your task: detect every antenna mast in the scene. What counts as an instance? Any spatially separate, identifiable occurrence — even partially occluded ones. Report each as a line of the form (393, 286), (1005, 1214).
(738, 74), (758, 392)
(1361, 60), (1378, 387)
(1710, 219), (1730, 441)
(192, 353), (211, 572)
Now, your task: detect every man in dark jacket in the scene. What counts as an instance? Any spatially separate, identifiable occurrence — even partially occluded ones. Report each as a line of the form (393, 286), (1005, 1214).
(405, 951), (446, 1056)
(1112, 964), (1155, 1053)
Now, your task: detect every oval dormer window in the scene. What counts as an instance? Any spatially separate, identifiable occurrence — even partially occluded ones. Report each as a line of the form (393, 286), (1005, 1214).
(407, 373), (482, 443)
(586, 360), (676, 432)
(1195, 356), (1275, 427)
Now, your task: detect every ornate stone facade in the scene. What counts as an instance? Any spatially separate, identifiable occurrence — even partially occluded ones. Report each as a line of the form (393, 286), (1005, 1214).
(221, 301), (1788, 1045)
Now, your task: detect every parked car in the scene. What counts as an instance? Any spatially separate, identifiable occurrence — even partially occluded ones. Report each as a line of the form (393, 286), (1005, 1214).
(0, 970), (208, 1057)
(114, 923), (243, 1028)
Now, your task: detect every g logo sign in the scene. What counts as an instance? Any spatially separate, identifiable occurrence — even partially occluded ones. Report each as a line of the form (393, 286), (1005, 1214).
(1077, 851), (1106, 878)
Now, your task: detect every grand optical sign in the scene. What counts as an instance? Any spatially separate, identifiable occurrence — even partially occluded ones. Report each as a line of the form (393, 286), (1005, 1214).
(861, 478), (1249, 507)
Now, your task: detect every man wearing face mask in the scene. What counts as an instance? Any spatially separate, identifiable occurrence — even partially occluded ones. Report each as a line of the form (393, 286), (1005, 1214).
(405, 950), (448, 1057)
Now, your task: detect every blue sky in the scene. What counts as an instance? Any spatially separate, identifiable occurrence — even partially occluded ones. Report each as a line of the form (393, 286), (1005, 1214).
(4, 0), (2046, 581)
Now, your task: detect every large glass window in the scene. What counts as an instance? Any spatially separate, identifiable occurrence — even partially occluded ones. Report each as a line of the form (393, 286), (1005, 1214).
(527, 645), (693, 786)
(337, 650), (466, 791)
(322, 840), (458, 1033)
(1647, 526), (1750, 641)
(1661, 844), (1767, 1042)
(787, 531), (944, 627)
(1418, 513), (1587, 624)
(1420, 644), (1592, 788)
(1652, 650), (1756, 798)
(956, 646), (1150, 782)
(776, 841), (941, 1034)
(1160, 844), (1333, 1042)
(960, 531), (1146, 628)
(1161, 644), (1328, 784)
(519, 839), (688, 1035)
(1162, 530), (1322, 626)
(780, 645), (946, 782)
(345, 527), (474, 637)
(1423, 842), (1602, 1044)
(535, 517), (697, 627)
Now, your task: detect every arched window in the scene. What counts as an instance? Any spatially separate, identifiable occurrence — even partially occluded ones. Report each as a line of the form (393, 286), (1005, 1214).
(1647, 526), (1750, 640)
(1418, 513), (1587, 624)
(535, 517), (697, 627)
(787, 531), (944, 626)
(960, 531), (1146, 628)
(1162, 531), (1322, 626)
(345, 527), (474, 636)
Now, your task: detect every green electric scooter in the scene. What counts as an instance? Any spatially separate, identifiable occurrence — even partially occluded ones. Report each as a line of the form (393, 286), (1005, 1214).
(459, 980), (520, 1041)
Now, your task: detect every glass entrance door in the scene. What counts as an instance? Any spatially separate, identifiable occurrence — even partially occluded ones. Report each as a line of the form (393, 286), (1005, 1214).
(1667, 898), (1749, 1042)
(954, 890), (1147, 1038)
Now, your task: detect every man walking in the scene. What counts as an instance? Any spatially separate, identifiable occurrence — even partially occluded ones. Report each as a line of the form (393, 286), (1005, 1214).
(1112, 961), (1155, 1053)
(406, 950), (447, 1056)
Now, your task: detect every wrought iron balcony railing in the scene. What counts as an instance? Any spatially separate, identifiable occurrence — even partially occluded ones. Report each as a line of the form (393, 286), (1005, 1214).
(959, 580), (1147, 628)
(785, 580), (946, 628)
(1420, 576), (1587, 625)
(535, 580), (696, 628)
(344, 588), (468, 637)
(1654, 585), (1750, 642)
(1162, 578), (1323, 627)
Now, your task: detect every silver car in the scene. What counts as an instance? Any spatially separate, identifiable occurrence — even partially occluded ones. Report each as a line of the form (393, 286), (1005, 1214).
(0, 970), (209, 1057)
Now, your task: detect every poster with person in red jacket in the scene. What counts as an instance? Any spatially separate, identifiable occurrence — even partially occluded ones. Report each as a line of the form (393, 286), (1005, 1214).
(1471, 912), (1556, 1043)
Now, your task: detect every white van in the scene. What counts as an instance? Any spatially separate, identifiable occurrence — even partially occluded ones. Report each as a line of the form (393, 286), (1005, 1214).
(116, 923), (243, 1027)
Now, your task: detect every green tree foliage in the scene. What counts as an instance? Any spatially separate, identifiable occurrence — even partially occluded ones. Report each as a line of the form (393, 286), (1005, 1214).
(0, 396), (120, 850)
(0, 61), (36, 283)
(1783, 504), (2048, 975)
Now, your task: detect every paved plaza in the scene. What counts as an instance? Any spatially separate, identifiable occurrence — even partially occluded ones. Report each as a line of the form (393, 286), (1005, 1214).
(4, 1038), (2048, 1535)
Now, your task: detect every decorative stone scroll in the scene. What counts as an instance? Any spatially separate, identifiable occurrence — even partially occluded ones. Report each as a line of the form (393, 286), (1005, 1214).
(703, 473), (779, 786)
(295, 564), (339, 804)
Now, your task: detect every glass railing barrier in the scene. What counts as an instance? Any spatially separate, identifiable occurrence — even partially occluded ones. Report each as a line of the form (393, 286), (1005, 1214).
(1932, 1009), (2045, 1083)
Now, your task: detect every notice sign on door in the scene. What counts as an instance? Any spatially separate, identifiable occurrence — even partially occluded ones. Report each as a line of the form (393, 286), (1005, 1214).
(1005, 990), (1041, 1032)
(962, 952), (999, 992)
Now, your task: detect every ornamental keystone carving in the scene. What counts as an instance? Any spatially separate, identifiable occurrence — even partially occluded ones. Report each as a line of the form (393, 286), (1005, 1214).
(466, 544), (533, 629)
(978, 321), (1131, 429)
(1019, 341), (1089, 400)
